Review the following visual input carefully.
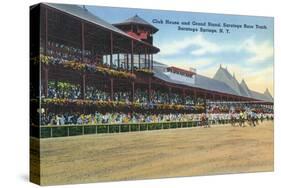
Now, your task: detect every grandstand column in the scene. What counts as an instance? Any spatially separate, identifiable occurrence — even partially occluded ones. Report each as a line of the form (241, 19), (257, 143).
(126, 54), (129, 71)
(151, 54), (153, 70)
(144, 48), (147, 69)
(193, 90), (197, 105)
(182, 89), (186, 101)
(81, 22), (85, 62)
(44, 7), (48, 55)
(131, 40), (134, 73)
(131, 81), (135, 102)
(110, 78), (114, 100)
(148, 77), (151, 102)
(149, 53), (152, 71)
(138, 53), (141, 69)
(150, 54), (151, 70)
(110, 32), (113, 68)
(117, 53), (120, 69)
(43, 67), (49, 98)
(148, 54), (151, 70)
(204, 93), (207, 113)
(90, 47), (94, 64)
(43, 8), (49, 98)
(148, 53), (150, 71)
(81, 73), (86, 100)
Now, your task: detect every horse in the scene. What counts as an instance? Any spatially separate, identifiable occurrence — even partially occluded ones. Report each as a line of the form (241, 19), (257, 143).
(230, 114), (236, 127)
(238, 112), (245, 127)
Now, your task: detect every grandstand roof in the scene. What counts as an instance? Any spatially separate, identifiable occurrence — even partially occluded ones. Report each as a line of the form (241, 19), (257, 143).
(44, 3), (128, 37)
(41, 3), (159, 52)
(153, 62), (273, 103)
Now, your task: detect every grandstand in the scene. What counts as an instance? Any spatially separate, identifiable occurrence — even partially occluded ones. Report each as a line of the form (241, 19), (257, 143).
(154, 62), (273, 103)
(30, 3), (273, 138)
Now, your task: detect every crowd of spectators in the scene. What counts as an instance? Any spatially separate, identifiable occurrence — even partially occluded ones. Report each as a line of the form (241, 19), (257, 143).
(85, 86), (111, 101)
(134, 89), (148, 103)
(207, 102), (274, 114)
(44, 40), (93, 64)
(43, 81), (206, 106)
(41, 40), (134, 70)
(47, 81), (81, 99)
(40, 110), (274, 126)
(41, 112), (200, 126)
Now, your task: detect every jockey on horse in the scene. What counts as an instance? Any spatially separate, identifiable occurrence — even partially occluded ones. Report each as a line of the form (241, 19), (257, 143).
(239, 111), (245, 127)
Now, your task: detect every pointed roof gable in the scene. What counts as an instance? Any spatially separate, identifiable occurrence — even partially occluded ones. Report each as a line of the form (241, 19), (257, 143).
(114, 15), (158, 33)
(240, 79), (252, 97)
(213, 66), (241, 95)
(123, 15), (153, 26)
(264, 88), (273, 100)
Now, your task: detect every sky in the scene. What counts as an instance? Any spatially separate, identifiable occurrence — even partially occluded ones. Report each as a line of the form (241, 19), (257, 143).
(86, 5), (274, 96)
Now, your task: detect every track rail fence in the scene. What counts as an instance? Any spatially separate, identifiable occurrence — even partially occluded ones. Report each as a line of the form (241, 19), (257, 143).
(31, 119), (237, 138)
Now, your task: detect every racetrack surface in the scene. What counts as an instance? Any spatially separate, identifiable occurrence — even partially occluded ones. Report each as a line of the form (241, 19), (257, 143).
(31, 121), (274, 185)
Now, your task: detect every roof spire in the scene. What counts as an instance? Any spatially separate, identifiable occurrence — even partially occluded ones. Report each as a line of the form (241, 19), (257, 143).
(264, 88), (273, 99)
(82, 5), (88, 11)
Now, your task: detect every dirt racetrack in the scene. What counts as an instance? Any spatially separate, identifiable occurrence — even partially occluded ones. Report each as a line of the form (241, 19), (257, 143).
(31, 121), (274, 185)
